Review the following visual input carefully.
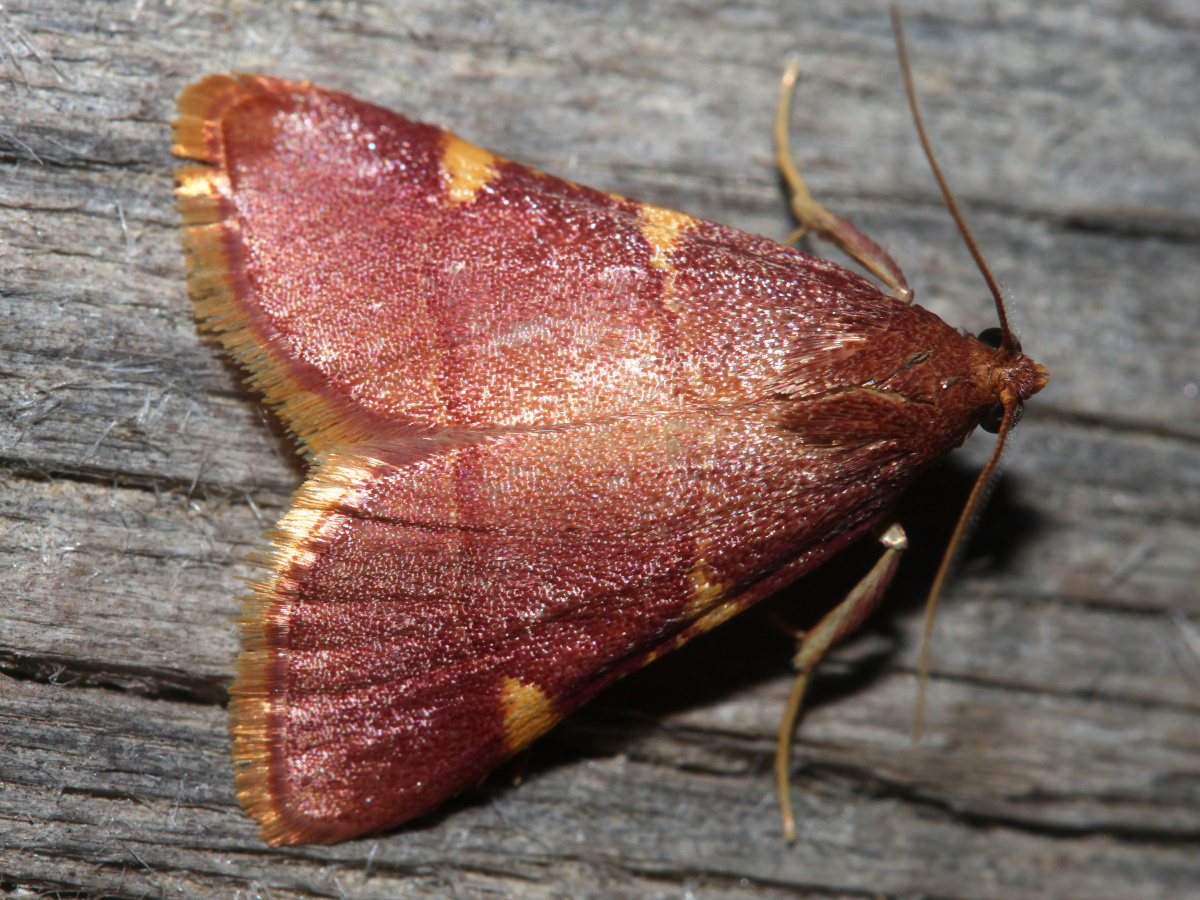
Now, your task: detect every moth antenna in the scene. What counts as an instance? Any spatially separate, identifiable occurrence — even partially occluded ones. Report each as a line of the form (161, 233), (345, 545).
(892, 6), (1026, 736)
(913, 401), (1022, 737)
(891, 7), (1016, 354)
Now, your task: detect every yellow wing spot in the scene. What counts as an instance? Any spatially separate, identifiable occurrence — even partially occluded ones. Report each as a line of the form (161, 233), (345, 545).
(441, 133), (500, 204)
(500, 677), (559, 754)
(683, 557), (726, 618)
(687, 599), (743, 637)
(638, 203), (697, 272)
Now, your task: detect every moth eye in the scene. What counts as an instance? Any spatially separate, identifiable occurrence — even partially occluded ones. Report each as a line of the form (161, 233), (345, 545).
(980, 402), (1007, 433)
(977, 327), (1003, 349)
(977, 326), (1022, 354)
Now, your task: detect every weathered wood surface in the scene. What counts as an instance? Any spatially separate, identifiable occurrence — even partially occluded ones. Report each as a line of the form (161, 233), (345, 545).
(2, 1), (1198, 898)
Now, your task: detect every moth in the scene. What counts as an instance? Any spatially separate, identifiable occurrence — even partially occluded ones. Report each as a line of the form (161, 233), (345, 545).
(174, 21), (1047, 846)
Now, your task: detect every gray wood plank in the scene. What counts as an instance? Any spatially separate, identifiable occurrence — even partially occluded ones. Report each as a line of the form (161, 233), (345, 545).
(2, 1), (1197, 898)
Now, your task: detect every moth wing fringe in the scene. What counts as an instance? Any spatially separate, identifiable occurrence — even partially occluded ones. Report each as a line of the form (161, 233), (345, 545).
(228, 455), (379, 845)
(174, 76), (396, 460)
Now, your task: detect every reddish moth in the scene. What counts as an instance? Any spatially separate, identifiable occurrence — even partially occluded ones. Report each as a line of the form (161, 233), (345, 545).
(174, 15), (1047, 846)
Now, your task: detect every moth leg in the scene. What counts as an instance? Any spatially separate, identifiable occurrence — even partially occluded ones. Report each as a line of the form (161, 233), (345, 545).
(775, 522), (907, 842)
(775, 64), (914, 304)
(781, 225), (809, 248)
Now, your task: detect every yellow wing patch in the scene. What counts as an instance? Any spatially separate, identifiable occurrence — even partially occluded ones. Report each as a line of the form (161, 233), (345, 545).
(441, 133), (501, 204)
(500, 676), (560, 754)
(638, 203), (698, 272)
(684, 556), (727, 617)
(679, 554), (743, 641)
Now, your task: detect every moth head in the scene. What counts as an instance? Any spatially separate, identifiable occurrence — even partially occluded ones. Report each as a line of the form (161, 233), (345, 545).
(972, 326), (1049, 433)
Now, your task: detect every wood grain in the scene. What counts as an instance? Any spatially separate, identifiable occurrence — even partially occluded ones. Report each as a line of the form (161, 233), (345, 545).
(2, 1), (1197, 898)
